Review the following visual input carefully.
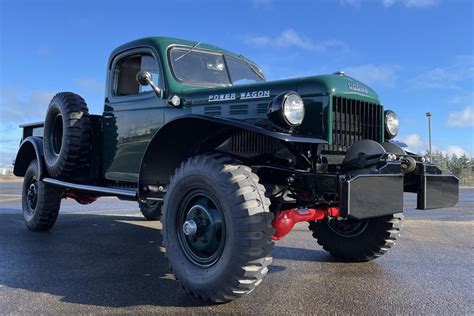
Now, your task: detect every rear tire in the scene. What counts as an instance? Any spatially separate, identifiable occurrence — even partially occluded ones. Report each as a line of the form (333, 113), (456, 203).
(162, 154), (274, 302)
(308, 213), (403, 262)
(139, 201), (162, 220)
(22, 160), (62, 231)
(43, 92), (91, 179)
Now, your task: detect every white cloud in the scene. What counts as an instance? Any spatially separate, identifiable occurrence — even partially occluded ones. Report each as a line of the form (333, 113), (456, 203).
(0, 88), (57, 165)
(408, 55), (474, 89)
(0, 88), (54, 123)
(342, 0), (439, 8)
(444, 145), (469, 157)
(344, 64), (399, 87)
(449, 92), (474, 105)
(401, 133), (426, 149)
(399, 133), (472, 157)
(243, 29), (349, 53)
(447, 106), (474, 128)
(383, 0), (439, 7)
(74, 78), (104, 93)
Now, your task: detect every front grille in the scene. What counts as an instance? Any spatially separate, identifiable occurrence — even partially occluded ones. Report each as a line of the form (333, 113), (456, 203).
(231, 131), (278, 154)
(332, 96), (383, 147)
(229, 104), (248, 115)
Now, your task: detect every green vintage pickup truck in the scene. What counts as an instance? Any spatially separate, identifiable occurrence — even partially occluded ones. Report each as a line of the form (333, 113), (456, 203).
(14, 36), (458, 303)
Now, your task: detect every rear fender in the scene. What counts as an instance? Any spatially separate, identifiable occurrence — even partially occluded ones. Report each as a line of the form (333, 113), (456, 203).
(13, 136), (45, 178)
(138, 115), (326, 199)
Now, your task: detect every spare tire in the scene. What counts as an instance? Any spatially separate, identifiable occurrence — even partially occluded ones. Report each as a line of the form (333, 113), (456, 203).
(43, 92), (91, 179)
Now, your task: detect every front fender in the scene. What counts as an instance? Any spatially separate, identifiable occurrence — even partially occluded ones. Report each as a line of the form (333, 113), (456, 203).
(13, 136), (45, 178)
(138, 115), (326, 199)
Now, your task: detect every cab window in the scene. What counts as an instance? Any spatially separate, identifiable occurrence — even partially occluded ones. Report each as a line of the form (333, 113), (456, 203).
(114, 53), (160, 96)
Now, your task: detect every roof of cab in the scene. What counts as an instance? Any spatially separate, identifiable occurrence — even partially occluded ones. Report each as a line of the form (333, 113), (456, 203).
(109, 36), (251, 64)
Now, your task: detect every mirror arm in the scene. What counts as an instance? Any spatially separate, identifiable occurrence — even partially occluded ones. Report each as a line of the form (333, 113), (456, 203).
(147, 80), (163, 98)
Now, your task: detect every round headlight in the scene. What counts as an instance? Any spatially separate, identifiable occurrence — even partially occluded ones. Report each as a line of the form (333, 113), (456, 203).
(268, 92), (305, 128)
(283, 93), (305, 126)
(385, 110), (399, 139)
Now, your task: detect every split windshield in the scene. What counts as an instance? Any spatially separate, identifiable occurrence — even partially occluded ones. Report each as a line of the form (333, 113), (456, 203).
(169, 47), (265, 87)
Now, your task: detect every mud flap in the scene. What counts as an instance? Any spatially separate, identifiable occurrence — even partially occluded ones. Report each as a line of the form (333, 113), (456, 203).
(340, 174), (404, 219)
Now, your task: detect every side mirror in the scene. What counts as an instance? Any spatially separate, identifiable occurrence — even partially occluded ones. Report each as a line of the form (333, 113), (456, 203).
(136, 70), (162, 98)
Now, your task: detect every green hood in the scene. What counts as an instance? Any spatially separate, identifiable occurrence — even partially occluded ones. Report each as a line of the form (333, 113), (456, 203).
(171, 74), (381, 142)
(174, 74), (379, 105)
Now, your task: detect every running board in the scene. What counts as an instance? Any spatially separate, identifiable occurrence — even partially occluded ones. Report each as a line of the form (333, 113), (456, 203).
(43, 178), (137, 199)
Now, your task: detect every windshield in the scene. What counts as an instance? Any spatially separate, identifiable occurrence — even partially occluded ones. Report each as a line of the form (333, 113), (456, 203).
(169, 47), (265, 87)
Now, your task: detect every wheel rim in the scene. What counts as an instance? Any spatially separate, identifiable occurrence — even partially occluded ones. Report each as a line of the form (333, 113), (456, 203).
(177, 191), (226, 267)
(51, 114), (63, 156)
(328, 218), (369, 238)
(25, 177), (38, 214)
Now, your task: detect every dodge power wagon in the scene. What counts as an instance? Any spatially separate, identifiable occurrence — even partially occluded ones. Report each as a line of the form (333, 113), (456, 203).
(13, 36), (459, 303)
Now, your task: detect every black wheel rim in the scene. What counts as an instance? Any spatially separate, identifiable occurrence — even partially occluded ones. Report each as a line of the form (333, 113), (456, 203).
(25, 177), (38, 215)
(177, 190), (226, 268)
(51, 113), (63, 156)
(328, 218), (369, 237)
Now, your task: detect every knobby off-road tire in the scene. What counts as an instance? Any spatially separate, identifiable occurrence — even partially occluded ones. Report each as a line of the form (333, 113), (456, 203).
(139, 201), (162, 221)
(162, 154), (274, 303)
(43, 92), (91, 179)
(308, 213), (404, 262)
(22, 160), (62, 231)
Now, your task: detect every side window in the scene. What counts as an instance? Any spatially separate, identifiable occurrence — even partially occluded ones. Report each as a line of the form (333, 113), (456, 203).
(114, 53), (160, 96)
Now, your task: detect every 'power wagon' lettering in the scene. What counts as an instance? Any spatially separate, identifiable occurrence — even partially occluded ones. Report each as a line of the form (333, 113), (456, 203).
(208, 90), (270, 102)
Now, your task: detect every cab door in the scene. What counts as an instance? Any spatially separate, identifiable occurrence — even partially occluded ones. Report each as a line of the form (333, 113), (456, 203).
(102, 48), (166, 183)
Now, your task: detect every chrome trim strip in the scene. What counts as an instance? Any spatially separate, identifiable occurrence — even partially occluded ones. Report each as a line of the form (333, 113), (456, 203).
(43, 178), (137, 198)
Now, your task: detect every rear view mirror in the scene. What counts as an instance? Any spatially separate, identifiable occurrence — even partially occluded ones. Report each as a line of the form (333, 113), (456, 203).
(136, 70), (162, 98)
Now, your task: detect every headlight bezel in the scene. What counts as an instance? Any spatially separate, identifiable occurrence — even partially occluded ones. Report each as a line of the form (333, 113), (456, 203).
(384, 110), (399, 139)
(268, 91), (305, 128)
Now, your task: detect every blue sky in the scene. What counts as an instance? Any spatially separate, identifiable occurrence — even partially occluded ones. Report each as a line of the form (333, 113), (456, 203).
(0, 0), (473, 164)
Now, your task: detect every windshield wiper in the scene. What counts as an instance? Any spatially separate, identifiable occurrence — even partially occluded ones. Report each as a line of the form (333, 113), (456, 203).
(237, 54), (265, 80)
(174, 42), (201, 62)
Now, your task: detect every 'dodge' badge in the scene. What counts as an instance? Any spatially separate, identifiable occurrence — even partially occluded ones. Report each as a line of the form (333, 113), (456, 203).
(347, 83), (369, 94)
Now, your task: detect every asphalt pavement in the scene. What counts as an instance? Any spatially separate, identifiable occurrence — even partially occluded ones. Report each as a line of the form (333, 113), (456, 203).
(0, 181), (473, 314)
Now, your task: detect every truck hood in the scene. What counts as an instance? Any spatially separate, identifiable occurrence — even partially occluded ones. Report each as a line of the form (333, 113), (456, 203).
(175, 74), (380, 105)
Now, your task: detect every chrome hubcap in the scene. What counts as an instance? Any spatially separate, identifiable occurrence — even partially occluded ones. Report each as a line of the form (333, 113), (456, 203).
(183, 219), (198, 236)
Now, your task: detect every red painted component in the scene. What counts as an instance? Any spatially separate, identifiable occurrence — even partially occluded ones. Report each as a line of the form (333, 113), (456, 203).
(272, 206), (340, 240)
(64, 190), (98, 205)
(327, 206), (340, 217)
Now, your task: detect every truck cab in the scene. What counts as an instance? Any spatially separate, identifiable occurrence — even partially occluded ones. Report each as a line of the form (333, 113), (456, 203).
(102, 37), (270, 183)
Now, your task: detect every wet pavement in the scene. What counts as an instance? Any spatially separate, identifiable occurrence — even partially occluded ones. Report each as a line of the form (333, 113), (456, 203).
(0, 182), (473, 314)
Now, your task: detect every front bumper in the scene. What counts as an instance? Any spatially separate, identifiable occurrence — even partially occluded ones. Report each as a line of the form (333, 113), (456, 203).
(266, 160), (459, 220)
(340, 174), (404, 219)
(339, 170), (459, 219)
(417, 174), (459, 209)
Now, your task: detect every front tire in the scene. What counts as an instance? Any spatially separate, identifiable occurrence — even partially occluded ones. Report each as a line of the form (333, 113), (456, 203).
(22, 160), (62, 231)
(162, 154), (274, 302)
(308, 213), (404, 262)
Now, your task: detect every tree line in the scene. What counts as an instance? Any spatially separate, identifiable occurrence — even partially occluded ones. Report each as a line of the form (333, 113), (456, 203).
(422, 151), (473, 187)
